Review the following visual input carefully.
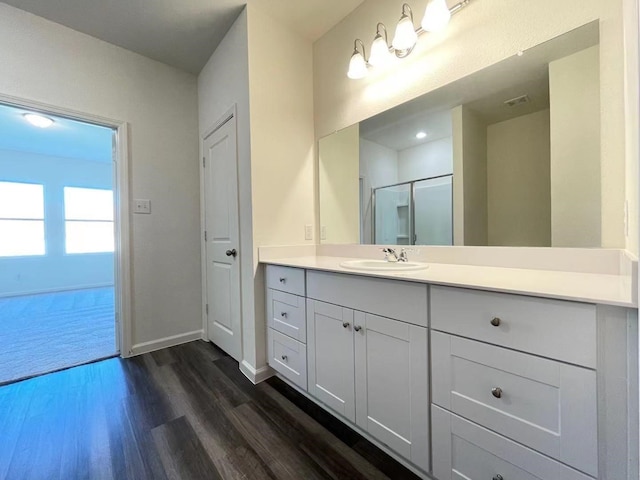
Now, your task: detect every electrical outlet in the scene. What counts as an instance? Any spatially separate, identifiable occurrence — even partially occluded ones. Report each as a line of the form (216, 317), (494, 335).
(305, 224), (313, 241)
(134, 199), (151, 214)
(321, 225), (327, 240)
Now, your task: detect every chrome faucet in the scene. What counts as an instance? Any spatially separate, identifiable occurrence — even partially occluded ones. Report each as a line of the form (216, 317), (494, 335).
(382, 247), (408, 262)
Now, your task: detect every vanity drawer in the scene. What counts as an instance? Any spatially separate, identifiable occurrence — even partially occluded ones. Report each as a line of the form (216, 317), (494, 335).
(267, 289), (306, 342)
(267, 328), (307, 390)
(432, 331), (597, 476)
(307, 270), (427, 326)
(266, 265), (306, 296)
(430, 286), (596, 368)
(432, 405), (593, 480)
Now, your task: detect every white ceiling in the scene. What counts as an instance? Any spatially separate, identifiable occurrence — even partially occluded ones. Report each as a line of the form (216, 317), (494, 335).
(3, 0), (365, 74)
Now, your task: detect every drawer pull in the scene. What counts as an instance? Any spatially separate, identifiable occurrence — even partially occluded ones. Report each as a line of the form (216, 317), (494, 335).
(490, 317), (501, 327)
(279, 277), (286, 283)
(280, 312), (288, 318)
(354, 325), (362, 332)
(493, 475), (504, 480)
(281, 355), (288, 361)
(342, 322), (350, 329)
(491, 387), (503, 399)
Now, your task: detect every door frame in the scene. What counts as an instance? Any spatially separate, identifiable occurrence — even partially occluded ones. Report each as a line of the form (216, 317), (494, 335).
(0, 93), (133, 357)
(199, 104), (241, 345)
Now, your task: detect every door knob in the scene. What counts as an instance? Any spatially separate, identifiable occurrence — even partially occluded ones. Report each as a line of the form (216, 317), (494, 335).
(490, 317), (501, 327)
(281, 355), (287, 361)
(342, 322), (350, 328)
(354, 325), (362, 332)
(281, 312), (288, 318)
(225, 249), (237, 257)
(491, 387), (503, 399)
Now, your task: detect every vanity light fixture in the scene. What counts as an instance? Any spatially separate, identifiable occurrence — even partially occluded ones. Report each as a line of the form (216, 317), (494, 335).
(392, 4), (418, 56)
(23, 113), (54, 128)
(347, 0), (472, 79)
(369, 23), (393, 67)
(422, 0), (452, 32)
(416, 131), (427, 139)
(347, 39), (369, 79)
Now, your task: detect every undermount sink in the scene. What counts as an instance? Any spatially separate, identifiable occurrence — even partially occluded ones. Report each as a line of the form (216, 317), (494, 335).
(339, 259), (429, 272)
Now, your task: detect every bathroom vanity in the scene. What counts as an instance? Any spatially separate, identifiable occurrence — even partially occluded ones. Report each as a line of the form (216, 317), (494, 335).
(260, 246), (637, 480)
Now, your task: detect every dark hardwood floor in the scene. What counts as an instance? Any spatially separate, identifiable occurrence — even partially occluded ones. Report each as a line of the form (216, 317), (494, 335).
(0, 340), (422, 480)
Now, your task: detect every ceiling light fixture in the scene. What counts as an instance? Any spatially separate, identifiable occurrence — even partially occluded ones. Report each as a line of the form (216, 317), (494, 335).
(23, 113), (54, 128)
(416, 131), (427, 139)
(347, 0), (472, 79)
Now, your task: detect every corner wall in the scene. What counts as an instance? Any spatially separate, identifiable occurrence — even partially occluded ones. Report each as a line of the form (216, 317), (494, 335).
(0, 4), (202, 351)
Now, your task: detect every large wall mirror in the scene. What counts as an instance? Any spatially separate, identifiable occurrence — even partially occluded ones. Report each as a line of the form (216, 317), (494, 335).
(318, 22), (602, 248)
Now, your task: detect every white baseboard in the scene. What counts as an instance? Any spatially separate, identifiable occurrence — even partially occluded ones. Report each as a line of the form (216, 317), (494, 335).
(240, 360), (274, 384)
(127, 330), (204, 357)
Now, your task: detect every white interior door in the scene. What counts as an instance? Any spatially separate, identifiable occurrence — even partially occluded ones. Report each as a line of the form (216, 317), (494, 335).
(203, 116), (241, 361)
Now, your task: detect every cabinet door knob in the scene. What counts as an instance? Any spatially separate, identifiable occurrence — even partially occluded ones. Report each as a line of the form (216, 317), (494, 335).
(281, 312), (288, 318)
(491, 387), (503, 399)
(279, 277), (286, 283)
(493, 475), (504, 480)
(490, 317), (501, 327)
(354, 325), (362, 332)
(281, 355), (287, 361)
(342, 322), (350, 328)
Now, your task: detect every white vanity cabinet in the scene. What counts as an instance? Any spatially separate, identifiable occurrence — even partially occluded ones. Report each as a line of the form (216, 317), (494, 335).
(265, 265), (308, 390)
(262, 261), (637, 480)
(306, 271), (430, 473)
(430, 286), (602, 479)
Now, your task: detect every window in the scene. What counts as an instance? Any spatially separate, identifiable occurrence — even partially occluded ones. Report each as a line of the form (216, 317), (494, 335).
(64, 187), (114, 254)
(0, 181), (45, 257)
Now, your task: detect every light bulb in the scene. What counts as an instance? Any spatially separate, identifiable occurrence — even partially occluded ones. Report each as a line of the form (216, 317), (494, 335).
(421, 0), (451, 32)
(23, 113), (54, 128)
(369, 34), (392, 67)
(392, 14), (418, 51)
(347, 50), (368, 79)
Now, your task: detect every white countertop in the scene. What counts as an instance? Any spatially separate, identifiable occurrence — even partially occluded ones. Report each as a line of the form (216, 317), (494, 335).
(261, 255), (637, 308)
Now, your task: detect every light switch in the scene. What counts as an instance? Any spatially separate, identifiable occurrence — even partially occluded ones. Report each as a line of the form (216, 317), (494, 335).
(305, 224), (313, 241)
(134, 199), (151, 214)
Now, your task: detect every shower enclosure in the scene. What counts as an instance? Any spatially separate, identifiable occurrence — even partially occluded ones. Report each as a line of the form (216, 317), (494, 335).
(372, 174), (453, 246)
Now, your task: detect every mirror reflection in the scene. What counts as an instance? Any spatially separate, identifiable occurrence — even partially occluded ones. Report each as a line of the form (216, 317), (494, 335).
(318, 22), (600, 248)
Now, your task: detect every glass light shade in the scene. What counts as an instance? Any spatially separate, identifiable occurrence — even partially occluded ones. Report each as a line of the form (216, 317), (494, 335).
(347, 50), (368, 79)
(369, 35), (392, 67)
(23, 113), (54, 128)
(421, 0), (451, 32)
(392, 15), (418, 51)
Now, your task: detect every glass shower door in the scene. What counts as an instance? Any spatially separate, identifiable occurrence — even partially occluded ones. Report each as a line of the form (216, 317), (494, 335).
(413, 175), (453, 245)
(374, 183), (412, 245)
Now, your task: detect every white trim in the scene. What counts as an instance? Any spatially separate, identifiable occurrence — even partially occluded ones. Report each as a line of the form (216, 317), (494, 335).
(240, 360), (274, 384)
(130, 330), (204, 356)
(0, 93), (133, 358)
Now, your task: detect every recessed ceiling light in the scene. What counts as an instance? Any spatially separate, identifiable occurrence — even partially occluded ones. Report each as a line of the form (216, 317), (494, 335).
(23, 113), (54, 128)
(416, 131), (427, 139)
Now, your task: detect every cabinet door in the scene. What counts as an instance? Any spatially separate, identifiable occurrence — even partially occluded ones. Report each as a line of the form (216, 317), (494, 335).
(354, 312), (429, 472)
(306, 299), (355, 422)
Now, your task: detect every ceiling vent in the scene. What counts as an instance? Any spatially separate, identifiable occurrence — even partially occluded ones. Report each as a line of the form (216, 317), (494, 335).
(504, 94), (530, 107)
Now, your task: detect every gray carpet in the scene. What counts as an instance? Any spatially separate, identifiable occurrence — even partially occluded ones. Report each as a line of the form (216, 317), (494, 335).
(0, 287), (116, 384)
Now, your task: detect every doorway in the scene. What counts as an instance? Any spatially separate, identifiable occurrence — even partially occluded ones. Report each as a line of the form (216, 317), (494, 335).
(0, 101), (125, 384)
(202, 109), (242, 361)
